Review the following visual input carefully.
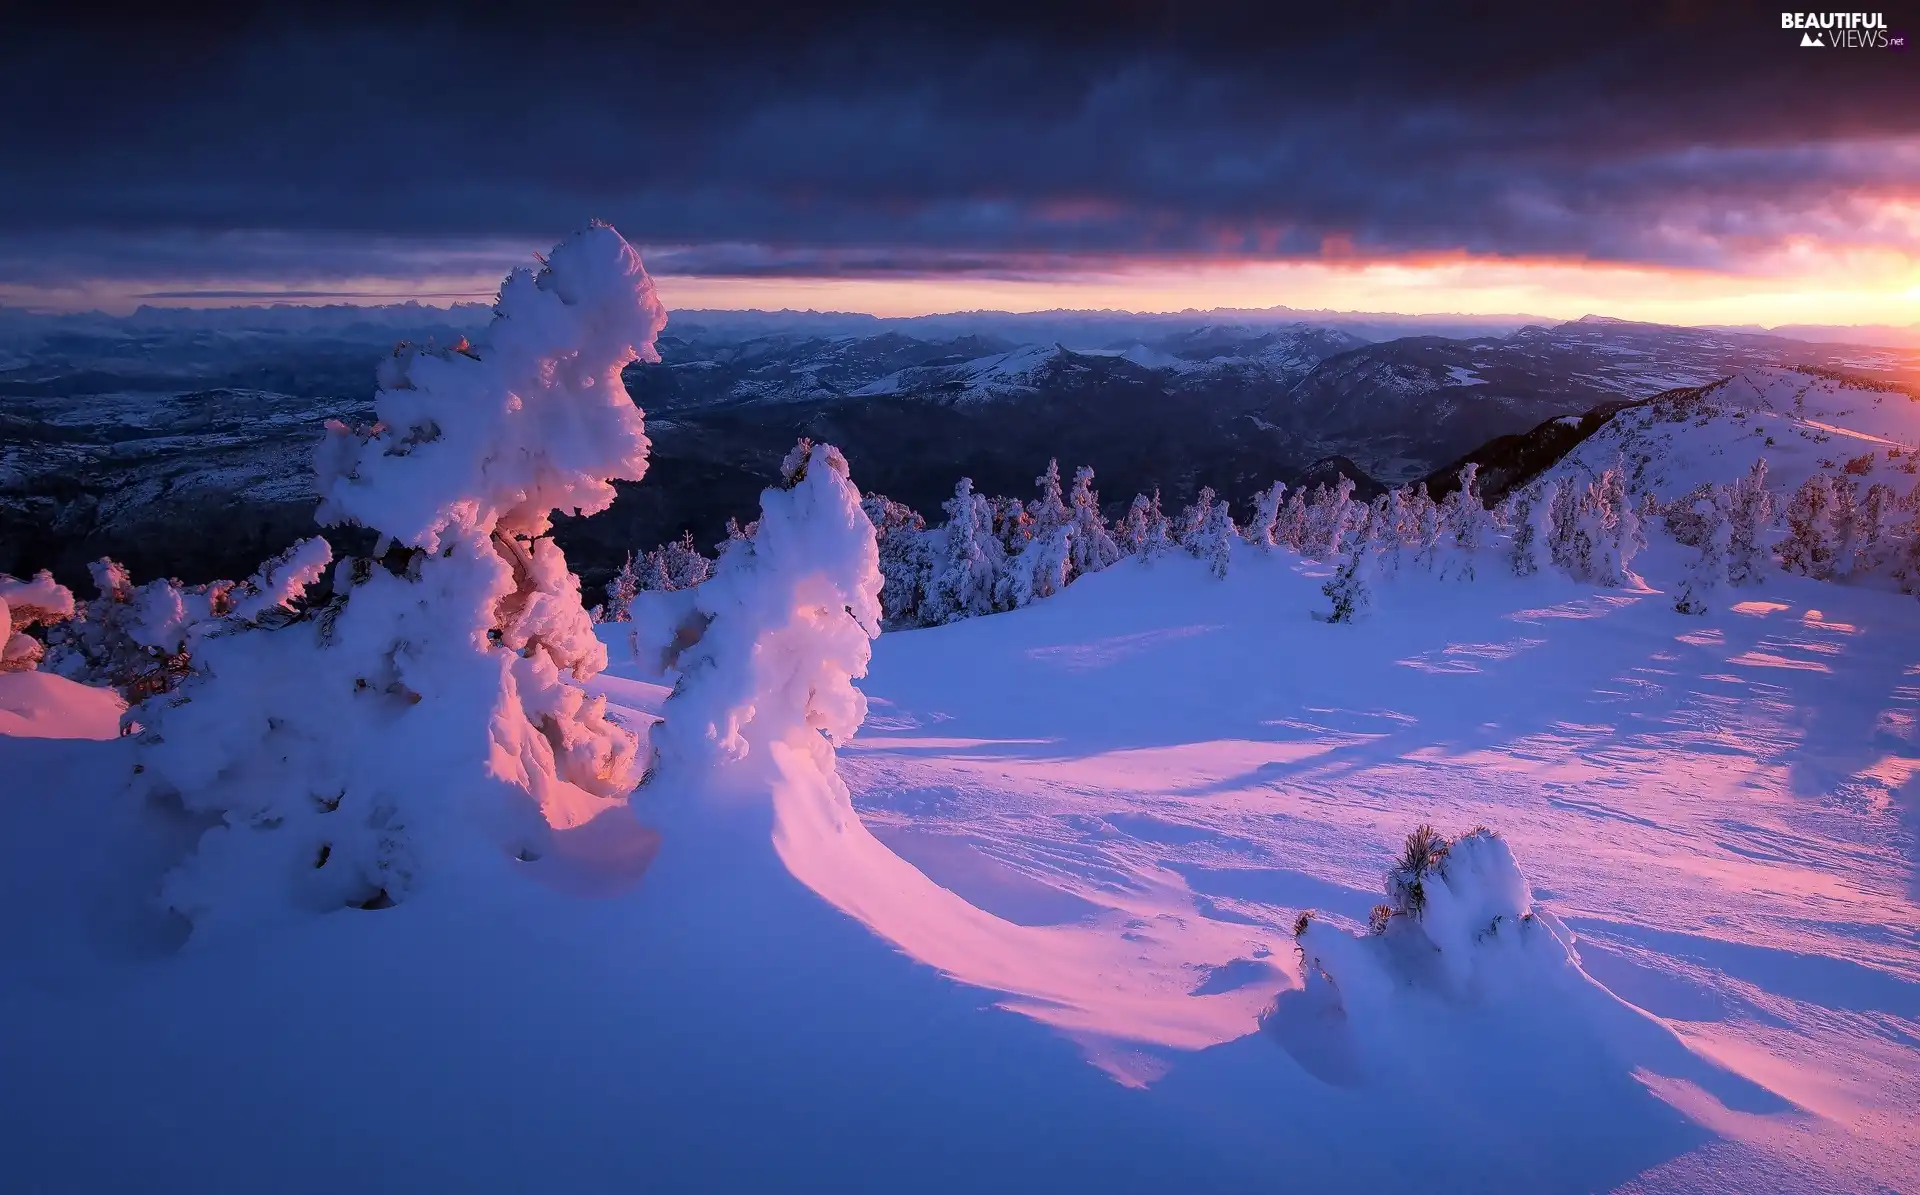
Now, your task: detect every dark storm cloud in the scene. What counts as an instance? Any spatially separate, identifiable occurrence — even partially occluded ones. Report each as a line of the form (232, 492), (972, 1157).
(3, 1), (1916, 285)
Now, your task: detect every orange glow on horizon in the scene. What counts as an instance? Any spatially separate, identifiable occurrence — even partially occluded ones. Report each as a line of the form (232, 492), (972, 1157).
(6, 248), (1916, 330)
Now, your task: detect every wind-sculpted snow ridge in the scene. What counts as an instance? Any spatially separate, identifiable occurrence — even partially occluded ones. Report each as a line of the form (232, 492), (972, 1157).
(634, 439), (1276, 1069)
(136, 224), (665, 937)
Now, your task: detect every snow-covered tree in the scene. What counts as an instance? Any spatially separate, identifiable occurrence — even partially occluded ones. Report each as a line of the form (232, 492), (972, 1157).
(1176, 487), (1235, 579)
(139, 223), (664, 935)
(1438, 463), (1492, 581)
(1724, 459), (1775, 586)
(1245, 482), (1287, 550)
(1860, 482), (1900, 571)
(599, 552), (644, 622)
(923, 478), (1004, 624)
(1000, 460), (1080, 608)
(1320, 514), (1376, 623)
(862, 492), (935, 627)
(1827, 479), (1860, 578)
(1304, 477), (1357, 559)
(990, 493), (1033, 560)
(662, 532), (715, 590)
(1115, 490), (1175, 560)
(1588, 466), (1641, 587)
(1277, 488), (1310, 552)
(1673, 497), (1729, 615)
(1412, 488), (1444, 573)
(1778, 474), (1836, 578)
(0, 570), (76, 672)
(1508, 482), (1555, 578)
(1066, 466), (1121, 577)
(1027, 459), (1071, 543)
(647, 439), (882, 774)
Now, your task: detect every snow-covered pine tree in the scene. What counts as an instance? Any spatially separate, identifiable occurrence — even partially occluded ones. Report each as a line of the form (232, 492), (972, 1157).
(1320, 513), (1376, 623)
(1246, 482), (1287, 550)
(646, 439), (882, 775)
(923, 477), (1004, 623)
(1027, 459), (1070, 542)
(862, 492), (935, 627)
(1180, 492), (1236, 579)
(0, 570), (76, 672)
(599, 552), (643, 622)
(1588, 466), (1641, 587)
(1725, 459), (1775, 586)
(1066, 466), (1122, 577)
(1114, 490), (1174, 560)
(1508, 482), (1555, 577)
(1438, 463), (1491, 581)
(1548, 479), (1583, 575)
(1174, 485), (1215, 550)
(140, 223), (664, 935)
(1413, 488), (1444, 573)
(1827, 479), (1862, 578)
(1304, 477), (1357, 559)
(1778, 474), (1836, 578)
(1859, 482), (1900, 573)
(999, 459), (1077, 608)
(1673, 496), (1729, 615)
(663, 531), (715, 590)
(1278, 487), (1311, 552)
(991, 493), (1034, 560)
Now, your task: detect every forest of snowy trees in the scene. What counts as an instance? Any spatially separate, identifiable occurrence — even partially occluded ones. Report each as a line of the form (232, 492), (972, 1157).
(587, 447), (1920, 633)
(16, 440), (1920, 708)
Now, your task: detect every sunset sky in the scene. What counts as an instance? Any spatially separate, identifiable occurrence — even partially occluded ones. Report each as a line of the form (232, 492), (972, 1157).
(6, 2), (1917, 325)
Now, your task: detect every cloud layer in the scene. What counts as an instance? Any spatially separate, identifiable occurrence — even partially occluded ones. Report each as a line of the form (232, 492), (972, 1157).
(5, 2), (1917, 307)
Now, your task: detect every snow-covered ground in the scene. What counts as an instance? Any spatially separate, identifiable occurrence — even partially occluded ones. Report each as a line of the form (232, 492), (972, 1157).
(2, 539), (1916, 1191)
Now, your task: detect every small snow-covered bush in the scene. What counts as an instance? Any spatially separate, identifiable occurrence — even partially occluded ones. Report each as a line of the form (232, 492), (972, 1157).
(1293, 822), (1577, 1002)
(0, 569), (76, 672)
(44, 544), (331, 699)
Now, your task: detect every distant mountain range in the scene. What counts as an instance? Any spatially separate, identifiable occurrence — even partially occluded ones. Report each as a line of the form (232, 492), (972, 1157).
(3, 305), (1916, 600)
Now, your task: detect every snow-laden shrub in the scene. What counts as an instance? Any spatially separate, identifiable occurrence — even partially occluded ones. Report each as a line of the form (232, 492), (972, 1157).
(138, 223), (662, 935)
(601, 532), (716, 616)
(1292, 822), (1577, 1001)
(45, 545), (331, 699)
(646, 440), (882, 774)
(0, 569), (76, 672)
